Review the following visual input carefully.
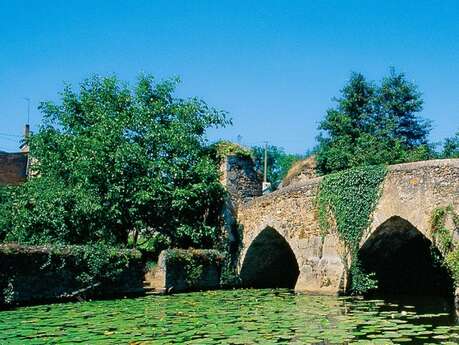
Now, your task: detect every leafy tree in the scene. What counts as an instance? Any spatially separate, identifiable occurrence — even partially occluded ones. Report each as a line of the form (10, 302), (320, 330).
(442, 132), (459, 158)
(0, 75), (229, 249)
(251, 145), (303, 190)
(376, 69), (431, 148)
(316, 73), (376, 173)
(316, 70), (433, 174)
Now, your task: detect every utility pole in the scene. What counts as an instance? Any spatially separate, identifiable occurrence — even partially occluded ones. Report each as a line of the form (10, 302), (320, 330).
(263, 141), (268, 183)
(262, 141), (271, 194)
(24, 98), (30, 124)
(22, 98), (32, 177)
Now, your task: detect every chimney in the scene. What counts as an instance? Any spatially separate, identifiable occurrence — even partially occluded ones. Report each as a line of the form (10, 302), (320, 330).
(20, 124), (30, 153)
(24, 124), (30, 138)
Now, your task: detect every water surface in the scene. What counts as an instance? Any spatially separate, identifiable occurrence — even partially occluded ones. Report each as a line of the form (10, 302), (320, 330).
(1, 289), (458, 344)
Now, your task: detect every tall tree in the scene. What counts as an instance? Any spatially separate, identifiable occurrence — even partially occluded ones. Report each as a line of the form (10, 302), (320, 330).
(316, 73), (376, 173)
(0, 75), (229, 248)
(376, 69), (431, 148)
(316, 70), (433, 174)
(442, 132), (459, 158)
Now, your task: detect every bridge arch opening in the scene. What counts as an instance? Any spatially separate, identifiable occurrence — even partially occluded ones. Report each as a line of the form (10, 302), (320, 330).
(240, 227), (299, 288)
(358, 216), (454, 297)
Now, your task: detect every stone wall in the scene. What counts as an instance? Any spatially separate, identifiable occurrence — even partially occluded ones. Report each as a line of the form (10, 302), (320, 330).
(237, 159), (459, 295)
(0, 245), (145, 306)
(147, 249), (223, 293)
(0, 152), (28, 186)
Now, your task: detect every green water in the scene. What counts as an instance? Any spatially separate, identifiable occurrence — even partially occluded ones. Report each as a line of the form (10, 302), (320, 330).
(1, 290), (459, 344)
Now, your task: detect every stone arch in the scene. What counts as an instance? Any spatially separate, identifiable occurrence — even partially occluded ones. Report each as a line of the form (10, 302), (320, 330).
(358, 215), (454, 296)
(240, 226), (300, 288)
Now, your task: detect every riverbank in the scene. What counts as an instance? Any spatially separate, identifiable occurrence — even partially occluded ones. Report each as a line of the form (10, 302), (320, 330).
(0, 244), (227, 307)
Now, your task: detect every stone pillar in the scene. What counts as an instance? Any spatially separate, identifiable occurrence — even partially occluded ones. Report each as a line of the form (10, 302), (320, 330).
(219, 154), (262, 210)
(219, 154), (262, 283)
(219, 154), (262, 245)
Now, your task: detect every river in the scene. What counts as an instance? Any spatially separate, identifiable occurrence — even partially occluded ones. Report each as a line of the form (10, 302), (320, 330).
(1, 289), (458, 344)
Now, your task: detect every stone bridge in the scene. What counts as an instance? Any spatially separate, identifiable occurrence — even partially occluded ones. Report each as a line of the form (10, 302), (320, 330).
(228, 159), (459, 296)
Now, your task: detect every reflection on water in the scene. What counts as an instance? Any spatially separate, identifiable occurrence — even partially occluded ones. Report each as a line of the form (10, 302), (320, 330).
(0, 289), (458, 344)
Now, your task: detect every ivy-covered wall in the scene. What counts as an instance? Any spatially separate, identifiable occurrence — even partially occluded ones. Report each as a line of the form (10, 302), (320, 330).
(148, 249), (224, 292)
(316, 165), (387, 294)
(430, 205), (459, 285)
(0, 244), (144, 306)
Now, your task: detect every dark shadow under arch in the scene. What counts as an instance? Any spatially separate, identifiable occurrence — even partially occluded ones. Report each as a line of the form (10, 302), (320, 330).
(240, 227), (299, 288)
(358, 216), (454, 297)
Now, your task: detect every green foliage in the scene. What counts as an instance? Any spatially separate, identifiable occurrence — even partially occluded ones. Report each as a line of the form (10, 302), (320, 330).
(316, 69), (433, 174)
(348, 260), (377, 295)
(430, 206), (456, 255)
(0, 243), (141, 304)
(164, 249), (224, 288)
(145, 260), (157, 271)
(316, 165), (387, 294)
(442, 132), (459, 158)
(0, 186), (8, 203)
(2, 278), (15, 304)
(219, 261), (242, 288)
(430, 205), (459, 285)
(1, 178), (110, 245)
(38, 243), (140, 285)
(210, 140), (251, 160)
(251, 145), (304, 190)
(0, 186), (11, 242)
(73, 244), (137, 285)
(0, 75), (229, 249)
(130, 232), (171, 258)
(219, 223), (243, 288)
(377, 69), (430, 148)
(445, 249), (459, 285)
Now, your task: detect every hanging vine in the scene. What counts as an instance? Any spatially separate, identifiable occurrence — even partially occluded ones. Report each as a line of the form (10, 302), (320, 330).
(430, 205), (459, 284)
(316, 165), (388, 294)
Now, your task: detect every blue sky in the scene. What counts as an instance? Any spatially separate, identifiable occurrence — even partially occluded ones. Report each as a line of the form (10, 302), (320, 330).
(0, 0), (458, 153)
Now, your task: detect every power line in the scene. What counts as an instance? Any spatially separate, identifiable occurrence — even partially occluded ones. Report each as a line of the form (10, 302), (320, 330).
(0, 136), (19, 143)
(0, 132), (21, 137)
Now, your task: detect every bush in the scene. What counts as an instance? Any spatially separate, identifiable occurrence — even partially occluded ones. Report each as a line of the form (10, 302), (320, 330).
(164, 249), (224, 288)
